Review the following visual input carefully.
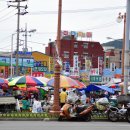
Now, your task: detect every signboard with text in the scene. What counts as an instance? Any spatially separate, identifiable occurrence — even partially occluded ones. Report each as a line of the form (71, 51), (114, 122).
(33, 67), (48, 72)
(90, 75), (102, 83)
(73, 55), (79, 76)
(98, 56), (103, 75)
(32, 72), (44, 77)
(89, 68), (98, 75)
(22, 59), (34, 67)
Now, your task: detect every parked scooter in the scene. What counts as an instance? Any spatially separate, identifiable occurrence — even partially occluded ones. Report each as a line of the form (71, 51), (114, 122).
(58, 102), (94, 121)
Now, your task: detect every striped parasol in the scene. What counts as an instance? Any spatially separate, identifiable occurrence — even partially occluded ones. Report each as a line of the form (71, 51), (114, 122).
(8, 76), (47, 87)
(47, 75), (81, 88)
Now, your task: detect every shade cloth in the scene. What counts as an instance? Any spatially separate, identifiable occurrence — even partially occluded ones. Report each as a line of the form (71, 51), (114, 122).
(80, 84), (115, 94)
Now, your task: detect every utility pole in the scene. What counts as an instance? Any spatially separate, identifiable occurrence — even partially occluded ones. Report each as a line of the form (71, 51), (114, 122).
(20, 23), (36, 52)
(8, 0), (28, 76)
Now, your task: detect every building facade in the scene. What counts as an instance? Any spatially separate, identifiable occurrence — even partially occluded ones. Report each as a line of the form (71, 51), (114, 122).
(0, 51), (34, 78)
(45, 36), (104, 73)
(0, 51), (54, 78)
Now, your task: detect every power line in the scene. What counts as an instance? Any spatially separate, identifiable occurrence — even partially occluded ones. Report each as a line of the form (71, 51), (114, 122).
(80, 21), (116, 31)
(0, 14), (15, 22)
(28, 6), (126, 15)
(0, 7), (8, 13)
(0, 8), (16, 20)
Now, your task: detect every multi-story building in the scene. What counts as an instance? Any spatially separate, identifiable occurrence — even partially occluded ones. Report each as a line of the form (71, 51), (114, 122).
(45, 36), (104, 72)
(104, 48), (122, 69)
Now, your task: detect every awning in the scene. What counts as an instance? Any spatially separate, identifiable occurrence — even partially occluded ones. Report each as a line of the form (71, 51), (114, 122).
(81, 84), (115, 94)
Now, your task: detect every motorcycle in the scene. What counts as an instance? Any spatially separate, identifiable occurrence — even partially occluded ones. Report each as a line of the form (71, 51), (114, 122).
(105, 104), (128, 122)
(58, 103), (94, 121)
(126, 103), (130, 123)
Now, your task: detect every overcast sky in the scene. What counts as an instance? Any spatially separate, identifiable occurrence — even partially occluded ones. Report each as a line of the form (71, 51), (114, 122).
(0, 0), (126, 53)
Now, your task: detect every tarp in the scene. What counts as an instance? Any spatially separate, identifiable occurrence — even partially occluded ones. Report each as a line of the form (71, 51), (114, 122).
(80, 84), (115, 94)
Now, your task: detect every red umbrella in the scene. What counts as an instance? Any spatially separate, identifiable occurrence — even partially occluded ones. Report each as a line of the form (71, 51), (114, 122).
(27, 87), (39, 92)
(19, 87), (39, 92)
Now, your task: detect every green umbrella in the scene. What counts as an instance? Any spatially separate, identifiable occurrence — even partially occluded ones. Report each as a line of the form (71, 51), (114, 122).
(8, 76), (47, 87)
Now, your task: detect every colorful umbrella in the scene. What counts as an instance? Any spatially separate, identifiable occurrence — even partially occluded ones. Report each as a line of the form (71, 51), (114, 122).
(8, 76), (47, 87)
(35, 77), (49, 83)
(47, 75), (80, 88)
(19, 87), (39, 92)
(0, 78), (8, 90)
(73, 80), (86, 89)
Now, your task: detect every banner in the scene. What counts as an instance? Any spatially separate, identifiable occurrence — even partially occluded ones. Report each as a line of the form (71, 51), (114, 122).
(64, 62), (70, 72)
(86, 32), (92, 38)
(85, 58), (91, 71)
(73, 55), (79, 75)
(98, 57), (103, 75)
(110, 63), (115, 71)
(61, 30), (92, 38)
(89, 68), (98, 75)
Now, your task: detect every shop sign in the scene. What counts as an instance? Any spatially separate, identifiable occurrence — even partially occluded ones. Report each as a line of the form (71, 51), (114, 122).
(33, 67), (48, 72)
(14, 51), (32, 56)
(89, 68), (98, 75)
(32, 72), (44, 77)
(61, 30), (92, 38)
(0, 57), (10, 66)
(98, 56), (103, 75)
(12, 58), (22, 66)
(22, 58), (34, 67)
(90, 75), (102, 83)
(34, 61), (43, 67)
(64, 62), (70, 72)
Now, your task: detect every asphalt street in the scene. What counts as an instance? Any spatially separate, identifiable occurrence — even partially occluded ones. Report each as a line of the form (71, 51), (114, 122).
(0, 121), (129, 130)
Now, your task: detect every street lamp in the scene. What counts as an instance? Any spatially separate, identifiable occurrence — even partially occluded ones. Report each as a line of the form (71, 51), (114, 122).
(117, 12), (126, 94)
(117, 13), (126, 82)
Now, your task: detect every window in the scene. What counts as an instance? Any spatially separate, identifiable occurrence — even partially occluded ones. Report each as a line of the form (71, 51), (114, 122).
(74, 42), (78, 48)
(119, 51), (122, 60)
(83, 42), (88, 48)
(74, 52), (78, 56)
(82, 52), (88, 59)
(43, 61), (47, 66)
(91, 43), (94, 47)
(64, 51), (69, 58)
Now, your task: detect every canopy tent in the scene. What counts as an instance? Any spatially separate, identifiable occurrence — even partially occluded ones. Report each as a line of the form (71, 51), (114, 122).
(80, 84), (115, 94)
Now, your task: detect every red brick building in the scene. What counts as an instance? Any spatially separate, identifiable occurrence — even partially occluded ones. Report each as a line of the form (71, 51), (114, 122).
(45, 36), (104, 70)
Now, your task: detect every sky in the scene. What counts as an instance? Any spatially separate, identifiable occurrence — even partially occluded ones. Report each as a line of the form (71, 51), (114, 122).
(0, 0), (126, 53)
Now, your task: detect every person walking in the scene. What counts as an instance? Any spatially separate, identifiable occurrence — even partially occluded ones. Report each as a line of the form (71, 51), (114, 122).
(59, 88), (67, 108)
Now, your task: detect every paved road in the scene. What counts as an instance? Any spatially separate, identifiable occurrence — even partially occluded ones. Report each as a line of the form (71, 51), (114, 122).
(0, 121), (129, 130)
